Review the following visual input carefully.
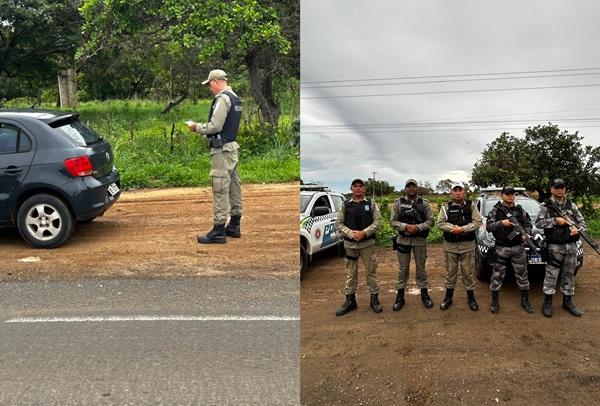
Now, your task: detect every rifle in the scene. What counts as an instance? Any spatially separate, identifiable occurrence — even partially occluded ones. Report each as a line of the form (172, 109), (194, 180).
(399, 204), (424, 237)
(497, 205), (538, 251)
(546, 200), (600, 256)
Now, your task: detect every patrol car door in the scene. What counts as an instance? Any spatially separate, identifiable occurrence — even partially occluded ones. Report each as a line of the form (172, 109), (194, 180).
(0, 122), (35, 221)
(309, 194), (336, 253)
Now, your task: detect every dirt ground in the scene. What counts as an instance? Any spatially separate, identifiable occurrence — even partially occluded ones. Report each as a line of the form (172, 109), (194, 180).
(301, 244), (600, 405)
(0, 183), (298, 281)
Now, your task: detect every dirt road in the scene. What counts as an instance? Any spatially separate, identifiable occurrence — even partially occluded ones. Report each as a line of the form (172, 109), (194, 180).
(0, 183), (298, 281)
(301, 245), (600, 405)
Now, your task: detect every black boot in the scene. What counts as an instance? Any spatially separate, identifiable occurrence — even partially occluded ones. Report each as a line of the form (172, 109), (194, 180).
(335, 294), (357, 316)
(440, 288), (454, 310)
(197, 224), (226, 244)
(489, 290), (499, 314)
(542, 294), (553, 318)
(225, 215), (241, 238)
(421, 288), (433, 308)
(392, 289), (405, 311)
(520, 290), (534, 313)
(563, 295), (583, 317)
(467, 290), (479, 311)
(370, 294), (383, 313)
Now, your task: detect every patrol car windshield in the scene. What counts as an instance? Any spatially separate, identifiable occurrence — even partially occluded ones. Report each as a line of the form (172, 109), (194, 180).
(481, 197), (541, 218)
(300, 195), (312, 212)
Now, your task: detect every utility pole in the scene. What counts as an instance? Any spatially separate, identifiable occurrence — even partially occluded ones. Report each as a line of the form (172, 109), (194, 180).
(371, 171), (377, 199)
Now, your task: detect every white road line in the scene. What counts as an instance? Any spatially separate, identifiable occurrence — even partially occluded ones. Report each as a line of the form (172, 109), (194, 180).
(5, 315), (300, 323)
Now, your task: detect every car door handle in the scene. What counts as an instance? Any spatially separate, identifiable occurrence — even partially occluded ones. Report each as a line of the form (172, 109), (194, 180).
(4, 166), (22, 174)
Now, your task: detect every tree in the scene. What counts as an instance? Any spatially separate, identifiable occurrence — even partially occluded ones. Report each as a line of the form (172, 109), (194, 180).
(0, 0), (81, 103)
(365, 178), (395, 198)
(435, 179), (455, 194)
(471, 133), (527, 188)
(79, 0), (296, 125)
(471, 124), (600, 205)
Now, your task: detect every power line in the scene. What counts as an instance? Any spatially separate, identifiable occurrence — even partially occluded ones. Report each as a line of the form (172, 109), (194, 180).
(302, 67), (600, 85)
(301, 125), (600, 135)
(302, 117), (600, 130)
(300, 83), (600, 100)
(301, 71), (600, 89)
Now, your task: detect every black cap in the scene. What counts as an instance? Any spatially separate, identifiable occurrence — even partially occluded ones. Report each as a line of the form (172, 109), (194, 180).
(351, 178), (365, 186)
(550, 178), (566, 188)
(501, 185), (515, 194)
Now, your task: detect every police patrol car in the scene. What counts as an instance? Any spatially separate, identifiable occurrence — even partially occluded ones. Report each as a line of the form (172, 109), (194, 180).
(300, 184), (345, 274)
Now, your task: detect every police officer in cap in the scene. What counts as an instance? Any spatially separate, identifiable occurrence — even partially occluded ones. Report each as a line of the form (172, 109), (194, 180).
(535, 178), (586, 317)
(436, 182), (482, 311)
(188, 69), (243, 244)
(390, 178), (434, 310)
(486, 186), (534, 314)
(335, 178), (382, 316)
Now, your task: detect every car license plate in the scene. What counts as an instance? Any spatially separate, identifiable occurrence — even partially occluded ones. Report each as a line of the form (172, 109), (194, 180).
(528, 254), (544, 264)
(108, 183), (120, 196)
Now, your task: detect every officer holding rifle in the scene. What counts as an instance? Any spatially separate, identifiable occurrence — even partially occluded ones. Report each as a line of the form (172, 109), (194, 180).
(485, 186), (535, 314)
(535, 178), (587, 317)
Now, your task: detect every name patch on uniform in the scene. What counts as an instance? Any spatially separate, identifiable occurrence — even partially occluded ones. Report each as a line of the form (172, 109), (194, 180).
(234, 105), (242, 111)
(365, 204), (370, 211)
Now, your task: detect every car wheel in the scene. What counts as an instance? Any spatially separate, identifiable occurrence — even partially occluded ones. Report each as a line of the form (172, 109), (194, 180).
(300, 244), (309, 275)
(17, 194), (75, 248)
(475, 250), (492, 282)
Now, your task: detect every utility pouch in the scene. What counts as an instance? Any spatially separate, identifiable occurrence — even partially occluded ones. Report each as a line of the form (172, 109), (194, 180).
(392, 237), (398, 251)
(209, 134), (223, 148)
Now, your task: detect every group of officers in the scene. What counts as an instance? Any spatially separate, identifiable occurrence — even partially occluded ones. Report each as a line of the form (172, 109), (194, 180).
(335, 177), (588, 318)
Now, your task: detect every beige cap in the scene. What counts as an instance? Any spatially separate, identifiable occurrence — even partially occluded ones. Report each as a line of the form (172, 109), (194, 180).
(405, 178), (418, 187)
(202, 69), (228, 85)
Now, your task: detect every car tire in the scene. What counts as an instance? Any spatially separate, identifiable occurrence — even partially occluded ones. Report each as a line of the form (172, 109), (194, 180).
(475, 250), (492, 282)
(300, 244), (309, 275)
(17, 194), (75, 248)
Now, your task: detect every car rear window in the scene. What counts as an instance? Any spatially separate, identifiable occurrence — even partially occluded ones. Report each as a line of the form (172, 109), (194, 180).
(53, 120), (101, 146)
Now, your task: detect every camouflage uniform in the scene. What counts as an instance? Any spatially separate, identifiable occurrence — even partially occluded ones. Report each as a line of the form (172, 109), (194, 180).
(195, 86), (243, 225)
(436, 200), (482, 290)
(486, 202), (532, 291)
(535, 197), (586, 296)
(336, 198), (381, 295)
(390, 196), (434, 289)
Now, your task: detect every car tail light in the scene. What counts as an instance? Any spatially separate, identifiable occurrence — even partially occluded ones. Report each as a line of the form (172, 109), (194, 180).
(64, 156), (93, 177)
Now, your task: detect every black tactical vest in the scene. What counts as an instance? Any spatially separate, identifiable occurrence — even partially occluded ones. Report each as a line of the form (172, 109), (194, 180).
(208, 90), (242, 143)
(397, 197), (430, 238)
(344, 199), (375, 241)
(443, 200), (476, 242)
(543, 199), (580, 244)
(490, 202), (528, 246)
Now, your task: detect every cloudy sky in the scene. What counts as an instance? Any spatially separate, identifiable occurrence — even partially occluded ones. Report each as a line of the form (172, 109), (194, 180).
(300, 0), (600, 193)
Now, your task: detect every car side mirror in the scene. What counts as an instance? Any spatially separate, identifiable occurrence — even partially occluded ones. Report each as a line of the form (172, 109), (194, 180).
(311, 206), (331, 217)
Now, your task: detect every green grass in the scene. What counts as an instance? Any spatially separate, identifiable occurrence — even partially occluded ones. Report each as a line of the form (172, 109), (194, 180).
(5, 99), (299, 188)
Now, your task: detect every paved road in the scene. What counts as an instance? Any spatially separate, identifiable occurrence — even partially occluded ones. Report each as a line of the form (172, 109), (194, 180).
(0, 277), (299, 405)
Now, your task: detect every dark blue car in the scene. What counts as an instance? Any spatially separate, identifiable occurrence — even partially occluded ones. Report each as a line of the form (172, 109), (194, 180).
(0, 109), (121, 248)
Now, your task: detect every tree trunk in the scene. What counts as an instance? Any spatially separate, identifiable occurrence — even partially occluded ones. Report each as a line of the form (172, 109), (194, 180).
(246, 51), (280, 127)
(58, 68), (78, 108)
